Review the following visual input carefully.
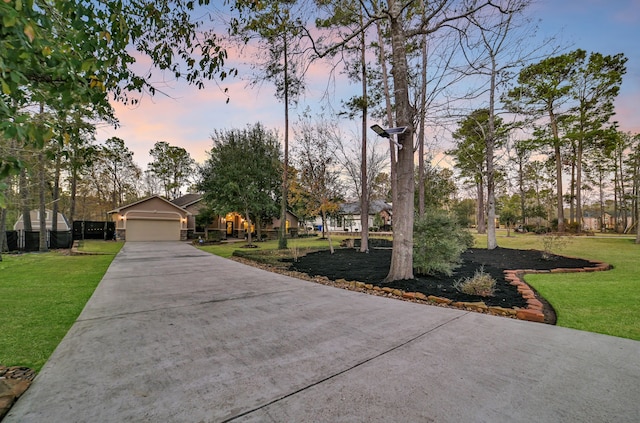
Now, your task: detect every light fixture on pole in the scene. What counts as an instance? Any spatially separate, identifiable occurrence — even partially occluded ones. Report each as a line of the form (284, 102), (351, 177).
(370, 124), (407, 149)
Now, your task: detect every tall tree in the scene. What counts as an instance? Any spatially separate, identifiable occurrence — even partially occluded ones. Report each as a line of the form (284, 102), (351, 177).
(1, 0), (230, 203)
(449, 109), (507, 235)
(291, 117), (344, 253)
(565, 52), (627, 231)
(148, 141), (195, 199)
(230, 0), (308, 249)
(505, 49), (586, 232)
(92, 137), (141, 212)
(199, 123), (282, 246)
(460, 0), (540, 248)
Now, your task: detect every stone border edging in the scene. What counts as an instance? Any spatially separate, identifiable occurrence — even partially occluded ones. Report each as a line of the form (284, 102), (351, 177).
(231, 256), (613, 324)
(0, 366), (36, 421)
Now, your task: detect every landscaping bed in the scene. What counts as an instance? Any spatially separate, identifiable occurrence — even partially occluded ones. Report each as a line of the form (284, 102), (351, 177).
(284, 246), (608, 323)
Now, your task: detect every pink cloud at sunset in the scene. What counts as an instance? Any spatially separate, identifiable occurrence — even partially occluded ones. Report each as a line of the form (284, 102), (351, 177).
(97, 0), (640, 170)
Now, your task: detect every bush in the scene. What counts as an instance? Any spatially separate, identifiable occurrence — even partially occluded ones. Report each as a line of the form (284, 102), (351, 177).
(453, 266), (496, 297)
(541, 233), (572, 260)
(413, 209), (474, 276)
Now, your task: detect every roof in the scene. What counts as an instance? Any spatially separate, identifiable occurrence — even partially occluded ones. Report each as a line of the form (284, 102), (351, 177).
(108, 195), (189, 214)
(171, 193), (203, 207)
(13, 210), (71, 231)
(339, 200), (392, 215)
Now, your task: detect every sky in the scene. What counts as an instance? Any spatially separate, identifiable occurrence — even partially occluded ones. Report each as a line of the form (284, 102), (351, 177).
(97, 0), (640, 170)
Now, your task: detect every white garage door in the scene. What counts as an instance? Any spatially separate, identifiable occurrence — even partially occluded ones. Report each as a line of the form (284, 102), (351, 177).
(126, 219), (181, 241)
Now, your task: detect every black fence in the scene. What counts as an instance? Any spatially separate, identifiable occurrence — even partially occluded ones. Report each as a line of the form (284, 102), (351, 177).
(2, 230), (73, 251)
(73, 221), (115, 240)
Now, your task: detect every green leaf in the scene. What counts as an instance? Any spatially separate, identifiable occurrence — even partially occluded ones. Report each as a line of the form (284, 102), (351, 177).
(3, 14), (17, 28)
(1, 80), (11, 95)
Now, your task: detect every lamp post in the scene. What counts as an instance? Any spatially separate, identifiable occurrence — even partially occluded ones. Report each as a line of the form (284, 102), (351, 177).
(369, 124), (407, 149)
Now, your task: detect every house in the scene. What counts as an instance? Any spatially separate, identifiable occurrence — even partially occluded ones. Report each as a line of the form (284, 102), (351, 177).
(170, 193), (204, 235)
(108, 195), (190, 241)
(171, 193), (301, 239)
(319, 200), (393, 232)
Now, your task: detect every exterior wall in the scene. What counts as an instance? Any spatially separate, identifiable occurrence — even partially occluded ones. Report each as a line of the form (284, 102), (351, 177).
(183, 202), (203, 231)
(109, 196), (189, 241)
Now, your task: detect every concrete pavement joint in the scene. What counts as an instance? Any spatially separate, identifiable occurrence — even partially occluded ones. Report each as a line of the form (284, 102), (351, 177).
(221, 311), (471, 422)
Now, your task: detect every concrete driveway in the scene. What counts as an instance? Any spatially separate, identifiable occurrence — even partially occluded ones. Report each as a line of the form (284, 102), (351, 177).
(5, 241), (640, 422)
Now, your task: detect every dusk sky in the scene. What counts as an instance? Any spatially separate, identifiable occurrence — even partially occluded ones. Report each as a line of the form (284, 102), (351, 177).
(97, 0), (640, 169)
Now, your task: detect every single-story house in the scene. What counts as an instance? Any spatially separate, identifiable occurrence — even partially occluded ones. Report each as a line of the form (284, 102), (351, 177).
(108, 195), (190, 241)
(171, 193), (301, 239)
(317, 200), (393, 232)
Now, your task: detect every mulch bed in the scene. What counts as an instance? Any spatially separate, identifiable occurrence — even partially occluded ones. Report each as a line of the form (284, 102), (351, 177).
(289, 247), (599, 309)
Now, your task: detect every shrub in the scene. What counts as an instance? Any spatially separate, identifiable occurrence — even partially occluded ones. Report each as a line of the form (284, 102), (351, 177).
(453, 267), (496, 297)
(541, 233), (572, 260)
(413, 209), (474, 276)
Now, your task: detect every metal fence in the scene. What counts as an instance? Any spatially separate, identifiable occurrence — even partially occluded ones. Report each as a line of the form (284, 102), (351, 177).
(3, 230), (73, 251)
(73, 221), (115, 240)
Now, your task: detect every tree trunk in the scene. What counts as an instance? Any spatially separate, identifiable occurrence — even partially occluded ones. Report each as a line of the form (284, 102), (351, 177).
(476, 180), (486, 234)
(0, 206), (6, 261)
(417, 12), (428, 218)
(486, 56), (498, 250)
(279, 35), (289, 249)
(70, 165), (78, 226)
(245, 210), (253, 246)
(576, 138), (583, 232)
(385, 2), (415, 282)
(636, 166), (640, 242)
(518, 154), (526, 226)
(375, 18), (398, 217)
(322, 209), (334, 254)
(20, 168), (32, 232)
(549, 107), (565, 232)
(38, 152), (48, 252)
(359, 12), (369, 253)
(52, 154), (61, 233)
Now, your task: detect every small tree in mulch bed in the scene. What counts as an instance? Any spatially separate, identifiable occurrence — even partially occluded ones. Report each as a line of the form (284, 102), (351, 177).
(413, 209), (475, 276)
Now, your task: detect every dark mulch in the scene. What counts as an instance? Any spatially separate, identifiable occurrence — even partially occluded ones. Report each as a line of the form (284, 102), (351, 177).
(289, 247), (599, 309)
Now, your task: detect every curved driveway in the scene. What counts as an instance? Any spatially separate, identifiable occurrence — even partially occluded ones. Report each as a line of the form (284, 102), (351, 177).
(6, 242), (640, 422)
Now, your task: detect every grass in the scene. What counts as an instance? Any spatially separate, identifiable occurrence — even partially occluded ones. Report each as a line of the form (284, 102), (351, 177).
(0, 241), (123, 371)
(196, 234), (355, 258)
(475, 231), (640, 341)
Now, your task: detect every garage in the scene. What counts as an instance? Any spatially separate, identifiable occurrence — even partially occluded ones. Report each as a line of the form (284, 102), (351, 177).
(108, 195), (190, 242)
(125, 219), (181, 242)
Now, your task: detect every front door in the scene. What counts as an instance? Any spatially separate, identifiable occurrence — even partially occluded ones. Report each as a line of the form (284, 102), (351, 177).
(226, 220), (233, 236)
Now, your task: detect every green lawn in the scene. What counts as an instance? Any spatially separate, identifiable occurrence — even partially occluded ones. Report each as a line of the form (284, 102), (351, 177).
(196, 235), (356, 258)
(475, 232), (640, 341)
(0, 241), (123, 371)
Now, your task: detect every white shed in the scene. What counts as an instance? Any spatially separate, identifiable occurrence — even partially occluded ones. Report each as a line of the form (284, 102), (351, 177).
(13, 210), (71, 231)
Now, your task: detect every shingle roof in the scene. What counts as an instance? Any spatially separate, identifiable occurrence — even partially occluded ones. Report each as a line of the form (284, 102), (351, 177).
(170, 193), (203, 207)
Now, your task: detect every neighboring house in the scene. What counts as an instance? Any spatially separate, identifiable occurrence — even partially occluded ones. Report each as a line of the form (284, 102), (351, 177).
(108, 195), (190, 241)
(583, 211), (633, 232)
(317, 200), (393, 232)
(14, 209), (71, 231)
(170, 193), (301, 239)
